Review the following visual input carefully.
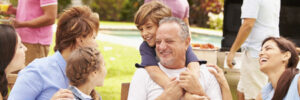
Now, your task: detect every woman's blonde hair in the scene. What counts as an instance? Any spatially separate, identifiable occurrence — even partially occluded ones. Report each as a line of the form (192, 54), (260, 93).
(134, 1), (172, 29)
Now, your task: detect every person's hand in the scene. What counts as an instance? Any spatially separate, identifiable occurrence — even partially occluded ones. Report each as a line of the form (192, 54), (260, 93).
(184, 93), (209, 100)
(51, 89), (74, 100)
(179, 69), (204, 95)
(226, 52), (235, 68)
(11, 19), (25, 28)
(207, 65), (233, 100)
(207, 65), (228, 87)
(158, 78), (184, 100)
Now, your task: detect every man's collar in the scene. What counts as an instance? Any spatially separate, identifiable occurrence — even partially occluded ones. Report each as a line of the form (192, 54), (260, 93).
(158, 63), (186, 72)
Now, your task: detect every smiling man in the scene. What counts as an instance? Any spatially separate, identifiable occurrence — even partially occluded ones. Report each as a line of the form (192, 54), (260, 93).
(128, 17), (222, 100)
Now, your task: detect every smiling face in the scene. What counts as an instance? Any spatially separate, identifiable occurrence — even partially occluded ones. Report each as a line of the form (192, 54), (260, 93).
(155, 22), (189, 69)
(138, 20), (158, 47)
(259, 40), (290, 73)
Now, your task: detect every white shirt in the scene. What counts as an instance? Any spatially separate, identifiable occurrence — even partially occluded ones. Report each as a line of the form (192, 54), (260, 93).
(241, 0), (280, 58)
(127, 63), (222, 100)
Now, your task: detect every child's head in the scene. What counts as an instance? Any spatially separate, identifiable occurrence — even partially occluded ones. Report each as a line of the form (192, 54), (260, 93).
(134, 1), (171, 47)
(66, 47), (106, 88)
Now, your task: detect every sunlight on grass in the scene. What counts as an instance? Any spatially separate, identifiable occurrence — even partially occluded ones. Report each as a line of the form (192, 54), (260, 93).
(101, 21), (135, 26)
(48, 39), (139, 100)
(96, 41), (139, 100)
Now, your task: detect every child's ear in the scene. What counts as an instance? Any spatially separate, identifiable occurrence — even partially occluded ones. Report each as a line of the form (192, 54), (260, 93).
(90, 71), (97, 78)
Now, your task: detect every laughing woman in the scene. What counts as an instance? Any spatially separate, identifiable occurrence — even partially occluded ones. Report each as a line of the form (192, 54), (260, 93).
(257, 37), (300, 100)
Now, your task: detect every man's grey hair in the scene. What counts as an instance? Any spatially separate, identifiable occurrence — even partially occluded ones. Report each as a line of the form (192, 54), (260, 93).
(158, 17), (190, 40)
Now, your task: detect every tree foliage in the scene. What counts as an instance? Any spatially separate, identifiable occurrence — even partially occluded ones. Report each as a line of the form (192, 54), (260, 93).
(58, 0), (71, 13)
(7, 0), (224, 29)
(189, 0), (223, 27)
(83, 0), (143, 21)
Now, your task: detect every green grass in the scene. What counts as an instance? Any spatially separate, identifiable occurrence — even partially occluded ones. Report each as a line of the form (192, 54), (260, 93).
(49, 40), (139, 100)
(100, 21), (135, 26)
(190, 26), (222, 32)
(96, 41), (139, 100)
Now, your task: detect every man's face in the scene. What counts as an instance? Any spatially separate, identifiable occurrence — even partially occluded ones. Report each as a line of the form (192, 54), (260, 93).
(155, 22), (190, 69)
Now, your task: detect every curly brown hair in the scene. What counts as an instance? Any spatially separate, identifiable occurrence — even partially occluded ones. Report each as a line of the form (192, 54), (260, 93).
(54, 6), (100, 52)
(66, 47), (102, 99)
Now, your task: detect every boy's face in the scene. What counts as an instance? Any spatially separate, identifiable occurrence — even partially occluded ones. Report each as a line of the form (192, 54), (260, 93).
(138, 20), (158, 47)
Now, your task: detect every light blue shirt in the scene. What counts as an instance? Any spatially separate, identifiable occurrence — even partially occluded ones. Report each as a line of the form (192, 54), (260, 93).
(261, 74), (300, 100)
(8, 51), (69, 100)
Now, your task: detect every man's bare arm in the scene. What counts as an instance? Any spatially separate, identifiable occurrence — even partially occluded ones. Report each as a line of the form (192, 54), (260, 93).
(13, 5), (57, 28)
(227, 18), (256, 68)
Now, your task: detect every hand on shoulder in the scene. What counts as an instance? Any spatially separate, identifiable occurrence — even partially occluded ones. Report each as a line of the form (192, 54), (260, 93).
(51, 89), (74, 100)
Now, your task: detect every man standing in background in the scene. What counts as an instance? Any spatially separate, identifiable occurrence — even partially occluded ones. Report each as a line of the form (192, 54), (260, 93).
(227, 0), (281, 99)
(7, 0), (57, 65)
(144, 0), (190, 25)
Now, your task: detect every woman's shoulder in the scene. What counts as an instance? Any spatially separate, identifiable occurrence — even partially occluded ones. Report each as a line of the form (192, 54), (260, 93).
(290, 73), (300, 89)
(297, 74), (300, 96)
(287, 73), (300, 99)
(295, 73), (300, 87)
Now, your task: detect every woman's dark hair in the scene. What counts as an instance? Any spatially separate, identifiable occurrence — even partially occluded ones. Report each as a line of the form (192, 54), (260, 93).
(0, 24), (18, 98)
(262, 37), (299, 100)
(66, 47), (102, 99)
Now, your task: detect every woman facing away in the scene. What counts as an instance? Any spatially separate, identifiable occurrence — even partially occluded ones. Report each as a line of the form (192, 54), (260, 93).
(256, 37), (300, 100)
(0, 24), (27, 100)
(66, 47), (107, 100)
